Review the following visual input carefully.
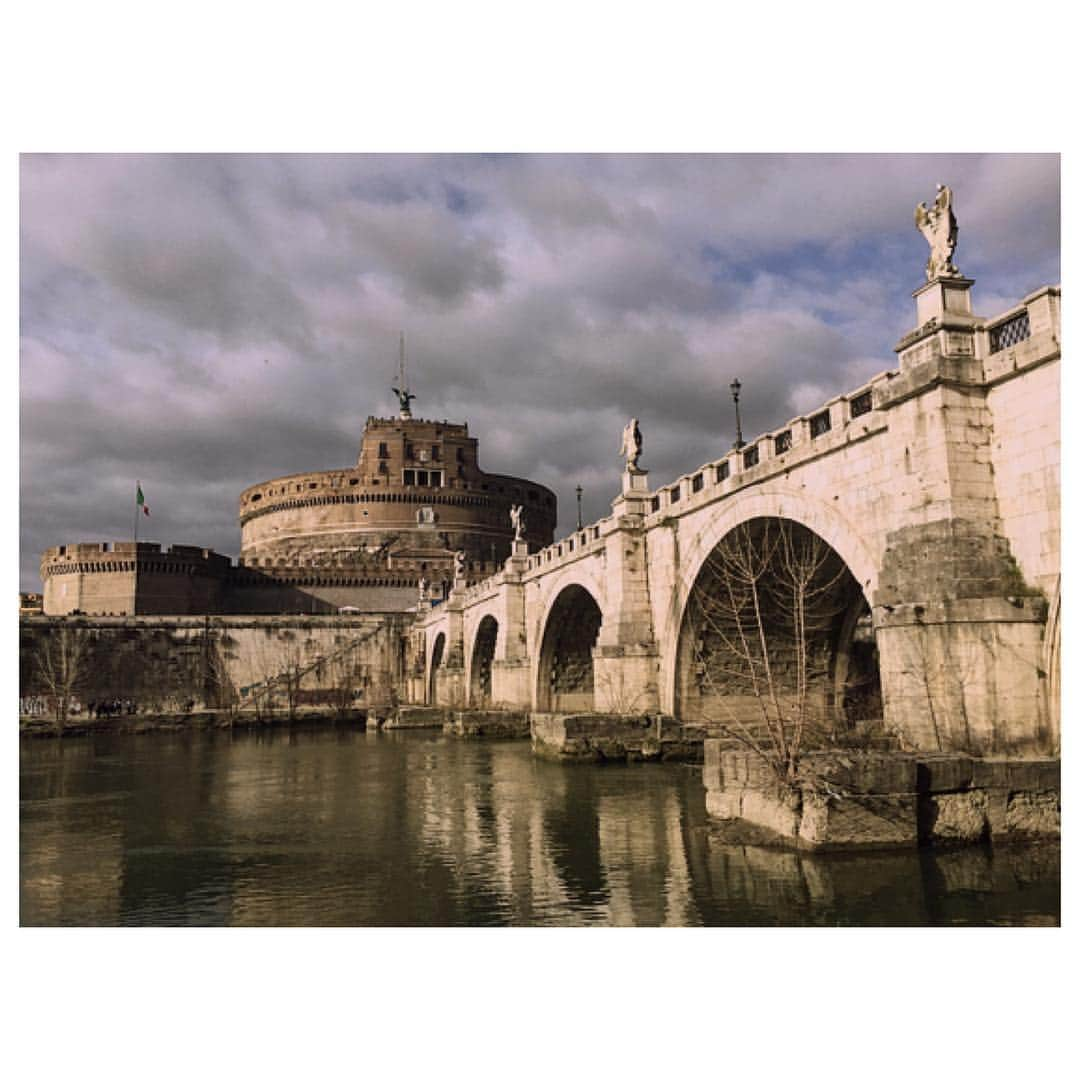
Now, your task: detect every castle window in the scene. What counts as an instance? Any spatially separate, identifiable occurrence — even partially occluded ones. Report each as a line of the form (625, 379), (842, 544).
(430, 445), (440, 461)
(774, 430), (792, 454)
(405, 443), (415, 460)
(378, 461), (388, 474)
(416, 470), (429, 486)
(456, 447), (465, 463)
(849, 391), (872, 419)
(378, 442), (389, 459)
(349, 478), (358, 486)
(691, 473), (704, 493)
(810, 409), (832, 438)
(404, 469), (416, 485)
(717, 461), (730, 481)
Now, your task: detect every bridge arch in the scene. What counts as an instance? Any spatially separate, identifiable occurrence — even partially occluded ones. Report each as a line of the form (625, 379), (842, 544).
(663, 489), (881, 725)
(535, 584), (604, 713)
(468, 615), (499, 706)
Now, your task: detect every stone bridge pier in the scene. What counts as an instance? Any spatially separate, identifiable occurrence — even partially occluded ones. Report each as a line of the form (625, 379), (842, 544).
(589, 471), (660, 715)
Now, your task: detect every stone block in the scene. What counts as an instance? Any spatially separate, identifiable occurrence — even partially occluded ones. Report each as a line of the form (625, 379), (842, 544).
(915, 753), (974, 793)
(799, 751), (917, 795)
(1005, 759), (1059, 792)
(799, 793), (918, 848)
(719, 749), (776, 791)
(701, 764), (722, 793)
(984, 788), (1009, 837)
(387, 706), (446, 729)
(705, 790), (742, 820)
(1004, 791), (1060, 837)
(971, 758), (1011, 789)
(740, 787), (801, 839)
(704, 738), (723, 773)
(920, 791), (989, 843)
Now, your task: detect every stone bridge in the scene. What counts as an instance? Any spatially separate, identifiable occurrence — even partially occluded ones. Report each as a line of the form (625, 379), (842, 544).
(409, 278), (1060, 755)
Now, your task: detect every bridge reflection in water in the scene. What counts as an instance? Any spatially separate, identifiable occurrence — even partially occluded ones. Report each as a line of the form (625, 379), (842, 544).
(20, 729), (1058, 927)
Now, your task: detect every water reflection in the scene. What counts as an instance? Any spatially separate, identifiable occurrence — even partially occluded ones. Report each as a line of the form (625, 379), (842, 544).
(20, 730), (1059, 927)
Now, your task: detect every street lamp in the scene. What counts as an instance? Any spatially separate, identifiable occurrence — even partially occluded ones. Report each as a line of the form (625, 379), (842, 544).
(730, 378), (745, 450)
(575, 484), (583, 530)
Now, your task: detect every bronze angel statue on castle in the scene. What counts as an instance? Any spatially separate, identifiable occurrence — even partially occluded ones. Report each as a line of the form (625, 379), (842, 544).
(914, 184), (960, 281)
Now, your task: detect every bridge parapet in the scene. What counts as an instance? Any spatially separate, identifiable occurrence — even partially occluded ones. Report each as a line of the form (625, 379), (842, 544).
(645, 369), (895, 523)
(524, 517), (611, 579)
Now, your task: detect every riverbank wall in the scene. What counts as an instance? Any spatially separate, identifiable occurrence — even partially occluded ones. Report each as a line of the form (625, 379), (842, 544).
(20, 613), (410, 721)
(18, 705), (381, 738)
(703, 745), (1060, 849)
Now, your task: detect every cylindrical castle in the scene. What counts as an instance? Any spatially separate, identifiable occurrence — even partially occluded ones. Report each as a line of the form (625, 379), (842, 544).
(237, 414), (557, 579)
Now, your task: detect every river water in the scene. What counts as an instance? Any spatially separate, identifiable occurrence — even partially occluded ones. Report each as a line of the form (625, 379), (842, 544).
(20, 728), (1059, 927)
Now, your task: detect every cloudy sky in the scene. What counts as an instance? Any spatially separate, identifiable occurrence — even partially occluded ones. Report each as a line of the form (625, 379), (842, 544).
(19, 153), (1060, 591)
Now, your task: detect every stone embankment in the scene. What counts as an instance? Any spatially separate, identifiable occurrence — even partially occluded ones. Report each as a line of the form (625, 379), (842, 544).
(704, 745), (1059, 849)
(445, 710), (530, 738)
(383, 706), (530, 737)
(530, 713), (704, 763)
(19, 707), (378, 738)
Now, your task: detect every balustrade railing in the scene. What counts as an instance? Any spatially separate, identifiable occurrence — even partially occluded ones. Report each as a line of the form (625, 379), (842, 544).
(988, 309), (1031, 354)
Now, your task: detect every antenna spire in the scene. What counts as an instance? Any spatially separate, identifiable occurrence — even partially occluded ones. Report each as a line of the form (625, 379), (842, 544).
(392, 331), (416, 419)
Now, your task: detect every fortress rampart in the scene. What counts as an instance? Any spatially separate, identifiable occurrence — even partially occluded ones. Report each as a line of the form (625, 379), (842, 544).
(41, 543), (231, 616)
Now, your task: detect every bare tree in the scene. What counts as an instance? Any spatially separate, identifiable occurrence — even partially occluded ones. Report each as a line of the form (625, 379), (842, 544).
(684, 519), (856, 783)
(278, 639), (305, 722)
(34, 624), (92, 733)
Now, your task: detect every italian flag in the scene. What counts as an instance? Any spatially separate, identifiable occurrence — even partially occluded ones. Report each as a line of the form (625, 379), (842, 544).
(136, 483), (150, 516)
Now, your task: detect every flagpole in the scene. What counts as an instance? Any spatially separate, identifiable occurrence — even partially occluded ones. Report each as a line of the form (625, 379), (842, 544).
(134, 480), (139, 545)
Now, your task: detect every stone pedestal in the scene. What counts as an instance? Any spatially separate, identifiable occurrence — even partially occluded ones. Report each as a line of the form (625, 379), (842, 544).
(593, 467), (660, 712)
(611, 468), (651, 521)
(914, 275), (975, 326)
(621, 468), (649, 495)
(894, 276), (980, 376)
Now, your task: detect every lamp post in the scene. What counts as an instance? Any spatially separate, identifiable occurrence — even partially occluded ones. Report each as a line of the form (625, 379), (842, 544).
(575, 485), (583, 531)
(730, 378), (745, 450)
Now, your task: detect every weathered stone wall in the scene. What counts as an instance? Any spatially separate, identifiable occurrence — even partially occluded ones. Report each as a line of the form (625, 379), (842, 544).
(985, 317), (1060, 598)
(703, 745), (1060, 848)
(19, 614), (410, 716)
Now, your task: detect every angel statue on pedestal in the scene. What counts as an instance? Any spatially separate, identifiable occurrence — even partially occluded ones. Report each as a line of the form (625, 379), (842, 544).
(620, 417), (643, 472)
(914, 184), (960, 281)
(509, 504), (525, 543)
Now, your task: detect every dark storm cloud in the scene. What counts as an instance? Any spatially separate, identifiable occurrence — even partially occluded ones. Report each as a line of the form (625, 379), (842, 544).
(19, 153), (1060, 590)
